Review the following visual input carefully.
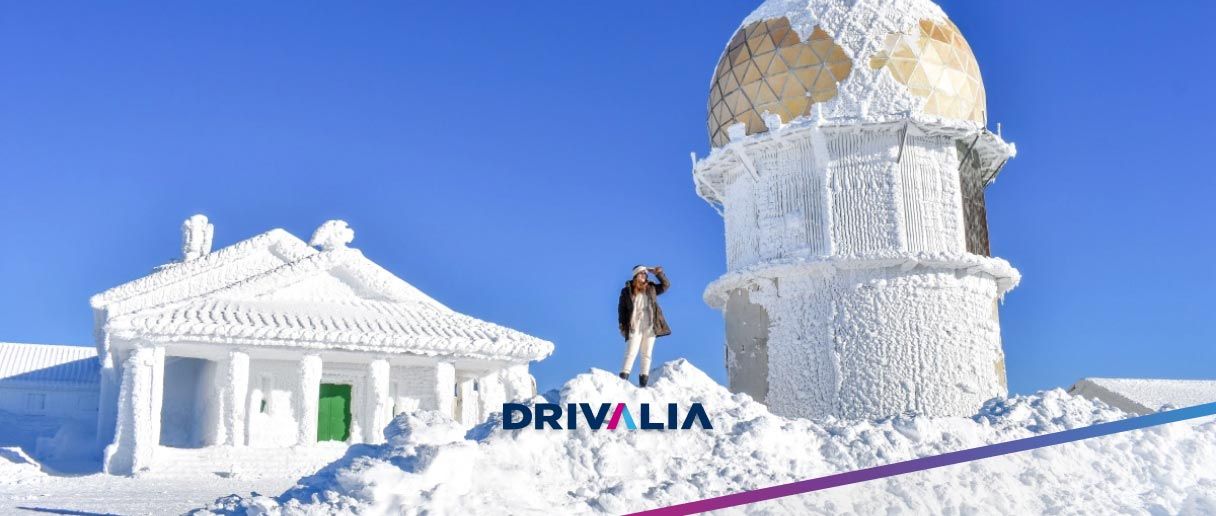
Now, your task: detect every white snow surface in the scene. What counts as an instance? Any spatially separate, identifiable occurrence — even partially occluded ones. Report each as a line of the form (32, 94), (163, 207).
(0, 443), (349, 515)
(0, 466), (312, 516)
(194, 360), (1216, 515)
(0, 447), (46, 485)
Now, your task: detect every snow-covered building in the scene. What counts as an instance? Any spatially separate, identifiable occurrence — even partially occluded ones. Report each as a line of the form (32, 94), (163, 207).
(1068, 378), (1216, 415)
(693, 0), (1019, 419)
(0, 214), (552, 476)
(0, 343), (99, 421)
(0, 343), (100, 463)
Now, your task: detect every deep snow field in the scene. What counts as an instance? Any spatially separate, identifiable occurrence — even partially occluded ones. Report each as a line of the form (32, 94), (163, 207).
(0, 466), (304, 515)
(3, 359), (1215, 515)
(0, 442), (347, 515)
(188, 359), (1216, 515)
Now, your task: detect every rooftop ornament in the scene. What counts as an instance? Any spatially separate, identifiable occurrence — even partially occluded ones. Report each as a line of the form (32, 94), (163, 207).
(310, 220), (355, 251)
(181, 214), (214, 261)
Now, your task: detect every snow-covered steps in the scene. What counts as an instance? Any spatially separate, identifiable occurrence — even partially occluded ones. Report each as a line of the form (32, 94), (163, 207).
(142, 444), (348, 480)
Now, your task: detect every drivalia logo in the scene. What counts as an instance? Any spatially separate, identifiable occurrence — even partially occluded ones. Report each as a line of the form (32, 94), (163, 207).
(502, 403), (712, 430)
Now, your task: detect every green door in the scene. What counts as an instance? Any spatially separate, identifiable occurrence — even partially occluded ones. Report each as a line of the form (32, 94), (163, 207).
(317, 383), (352, 442)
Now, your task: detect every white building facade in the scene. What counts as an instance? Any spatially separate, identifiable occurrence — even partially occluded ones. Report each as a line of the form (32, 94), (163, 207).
(694, 0), (1019, 419)
(87, 215), (551, 475)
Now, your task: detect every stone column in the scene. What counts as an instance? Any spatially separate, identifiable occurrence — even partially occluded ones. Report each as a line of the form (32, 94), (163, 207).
(500, 364), (536, 402)
(148, 346), (166, 453)
(95, 342), (120, 451)
(433, 361), (455, 418)
(103, 345), (160, 475)
(364, 358), (392, 444)
(222, 350), (250, 446)
(296, 354), (322, 446)
(457, 377), (478, 425)
(476, 372), (506, 422)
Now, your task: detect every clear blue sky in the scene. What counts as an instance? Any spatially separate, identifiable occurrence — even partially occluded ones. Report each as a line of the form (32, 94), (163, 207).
(1, 2), (1213, 395)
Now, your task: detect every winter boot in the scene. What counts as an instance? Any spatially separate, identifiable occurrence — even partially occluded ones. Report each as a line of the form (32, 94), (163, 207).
(619, 372), (629, 381)
(639, 374), (649, 388)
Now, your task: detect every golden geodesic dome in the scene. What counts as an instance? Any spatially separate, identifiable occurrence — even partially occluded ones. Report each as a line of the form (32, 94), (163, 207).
(707, 0), (988, 148)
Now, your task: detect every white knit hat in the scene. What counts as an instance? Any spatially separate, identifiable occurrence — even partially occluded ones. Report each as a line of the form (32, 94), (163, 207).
(632, 265), (648, 276)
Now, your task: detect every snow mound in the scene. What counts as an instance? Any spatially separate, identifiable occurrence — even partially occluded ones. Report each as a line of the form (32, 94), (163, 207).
(198, 360), (1216, 515)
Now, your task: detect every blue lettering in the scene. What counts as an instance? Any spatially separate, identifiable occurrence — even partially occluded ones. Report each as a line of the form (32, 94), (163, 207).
(502, 403), (531, 430)
(534, 404), (561, 429)
(681, 403), (713, 430)
(640, 404), (664, 430)
(580, 403), (611, 429)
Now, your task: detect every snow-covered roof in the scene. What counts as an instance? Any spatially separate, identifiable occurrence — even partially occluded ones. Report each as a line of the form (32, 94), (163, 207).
(111, 298), (552, 362)
(90, 228), (317, 317)
(1068, 378), (1216, 415)
(0, 343), (99, 388)
(95, 217), (553, 363)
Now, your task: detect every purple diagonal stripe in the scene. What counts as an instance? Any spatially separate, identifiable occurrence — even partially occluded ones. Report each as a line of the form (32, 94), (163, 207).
(630, 401), (1216, 515)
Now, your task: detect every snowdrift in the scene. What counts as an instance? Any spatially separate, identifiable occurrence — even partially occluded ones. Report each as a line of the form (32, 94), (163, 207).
(0, 409), (99, 475)
(200, 360), (1216, 515)
(0, 447), (47, 486)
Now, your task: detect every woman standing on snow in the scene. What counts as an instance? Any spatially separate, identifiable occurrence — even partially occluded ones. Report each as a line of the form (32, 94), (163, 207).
(617, 265), (671, 387)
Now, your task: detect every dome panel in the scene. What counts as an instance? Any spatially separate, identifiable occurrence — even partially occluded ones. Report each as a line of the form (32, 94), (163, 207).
(707, 17), (853, 148)
(870, 19), (986, 124)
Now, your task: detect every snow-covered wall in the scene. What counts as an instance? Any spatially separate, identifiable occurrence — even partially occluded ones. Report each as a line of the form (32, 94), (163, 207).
(708, 124), (1016, 420)
(247, 359), (303, 448)
(750, 268), (1006, 419)
(0, 388), (97, 422)
(722, 129), (967, 268)
(160, 357), (208, 447)
(396, 365), (442, 415)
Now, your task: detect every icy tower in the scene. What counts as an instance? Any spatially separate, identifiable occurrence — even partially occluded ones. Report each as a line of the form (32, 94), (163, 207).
(693, 0), (1020, 419)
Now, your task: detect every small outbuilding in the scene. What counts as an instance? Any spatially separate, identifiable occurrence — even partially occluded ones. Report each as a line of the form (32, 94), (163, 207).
(85, 215), (551, 474)
(0, 342), (100, 465)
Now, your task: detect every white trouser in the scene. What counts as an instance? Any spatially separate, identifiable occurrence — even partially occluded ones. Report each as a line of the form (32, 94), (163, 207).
(621, 332), (656, 375)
